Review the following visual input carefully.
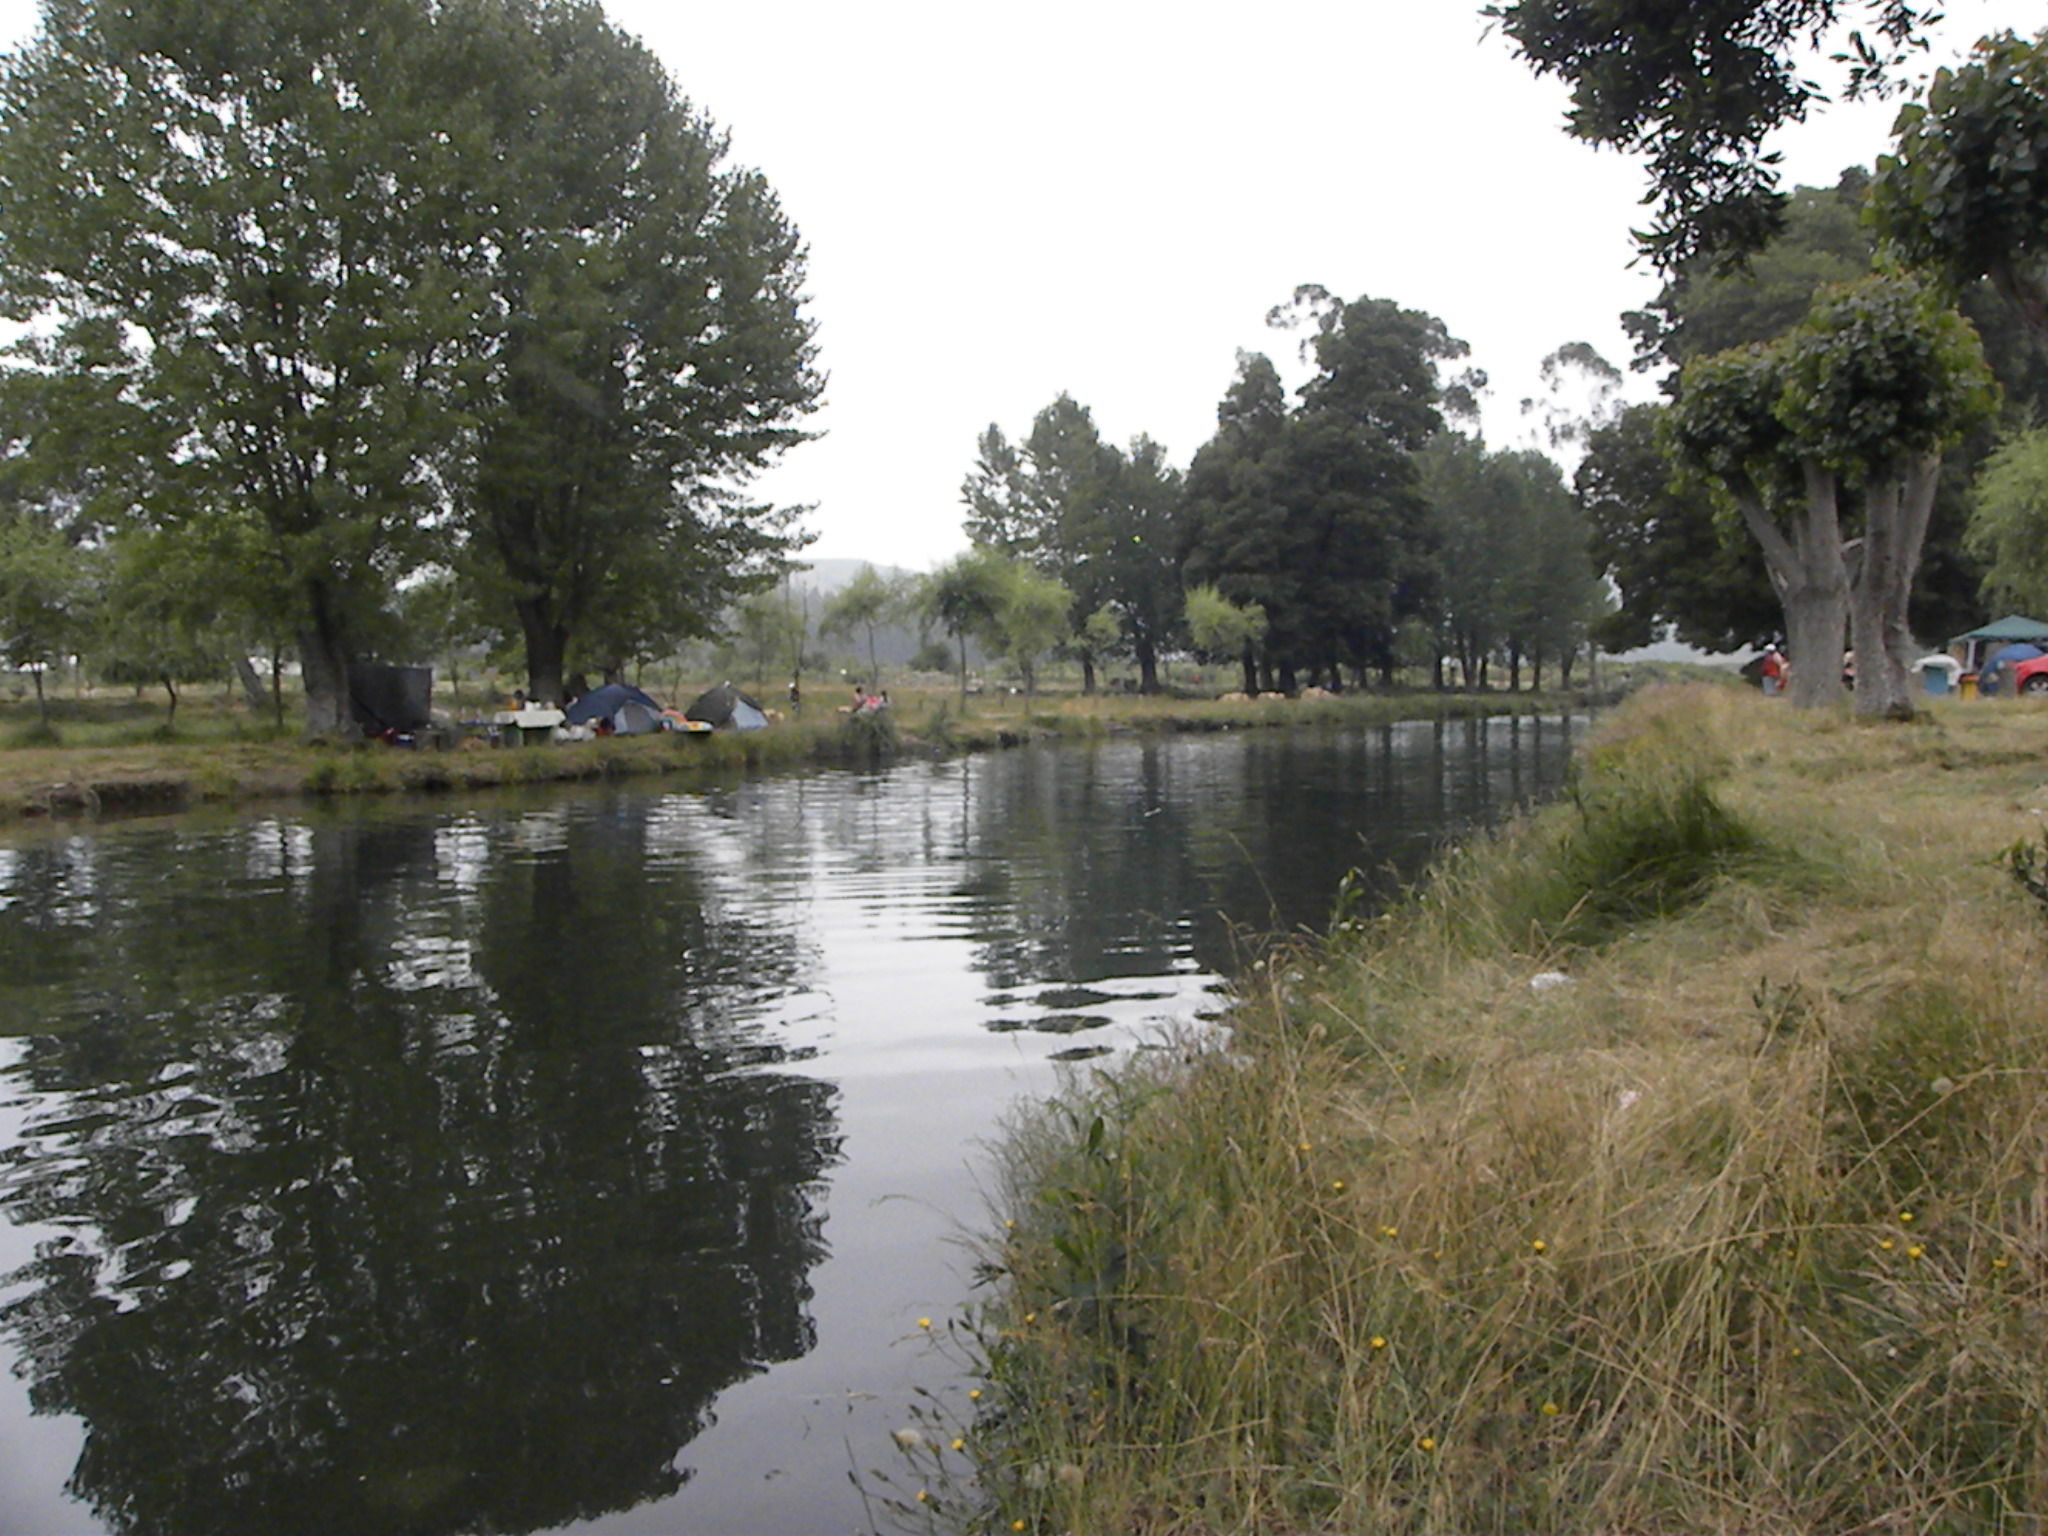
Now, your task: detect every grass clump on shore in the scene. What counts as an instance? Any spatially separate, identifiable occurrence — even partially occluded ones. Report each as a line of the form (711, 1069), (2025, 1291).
(934, 685), (2048, 1536)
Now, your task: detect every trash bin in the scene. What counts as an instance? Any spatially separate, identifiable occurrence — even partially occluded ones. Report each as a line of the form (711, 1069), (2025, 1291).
(1917, 654), (1963, 696)
(1960, 672), (1979, 700)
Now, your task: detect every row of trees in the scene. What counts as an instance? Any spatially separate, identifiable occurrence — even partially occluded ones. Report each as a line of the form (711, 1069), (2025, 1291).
(0, 0), (820, 732)
(938, 287), (1610, 698)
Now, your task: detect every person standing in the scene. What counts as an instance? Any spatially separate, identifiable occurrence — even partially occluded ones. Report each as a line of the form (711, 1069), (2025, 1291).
(1760, 645), (1787, 697)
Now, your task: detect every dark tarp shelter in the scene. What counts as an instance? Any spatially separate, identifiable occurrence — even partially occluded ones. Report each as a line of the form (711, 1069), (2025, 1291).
(348, 664), (432, 735)
(564, 683), (664, 735)
(684, 683), (769, 731)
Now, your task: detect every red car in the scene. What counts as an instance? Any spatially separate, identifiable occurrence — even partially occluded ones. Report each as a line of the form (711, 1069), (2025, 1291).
(2003, 653), (2048, 694)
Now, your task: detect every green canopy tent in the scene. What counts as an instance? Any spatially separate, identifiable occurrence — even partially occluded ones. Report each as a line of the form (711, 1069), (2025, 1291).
(1952, 616), (2048, 673)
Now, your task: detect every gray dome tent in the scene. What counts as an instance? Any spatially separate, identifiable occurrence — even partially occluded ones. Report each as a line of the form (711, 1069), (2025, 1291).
(684, 683), (768, 731)
(564, 682), (664, 735)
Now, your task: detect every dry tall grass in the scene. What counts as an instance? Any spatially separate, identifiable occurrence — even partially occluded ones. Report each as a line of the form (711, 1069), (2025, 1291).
(925, 687), (2048, 1536)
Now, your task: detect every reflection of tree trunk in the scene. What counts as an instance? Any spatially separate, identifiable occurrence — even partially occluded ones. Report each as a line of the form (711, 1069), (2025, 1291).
(1849, 454), (1938, 721)
(233, 654), (268, 713)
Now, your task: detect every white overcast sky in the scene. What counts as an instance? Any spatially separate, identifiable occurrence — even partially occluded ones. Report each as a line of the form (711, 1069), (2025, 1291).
(0, 0), (2041, 570)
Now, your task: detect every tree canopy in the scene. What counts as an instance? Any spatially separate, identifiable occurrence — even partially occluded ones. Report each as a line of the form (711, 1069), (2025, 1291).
(1490, 0), (1941, 267)
(0, 0), (818, 728)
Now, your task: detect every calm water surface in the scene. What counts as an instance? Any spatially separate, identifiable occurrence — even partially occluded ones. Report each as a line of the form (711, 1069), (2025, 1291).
(0, 718), (1580, 1536)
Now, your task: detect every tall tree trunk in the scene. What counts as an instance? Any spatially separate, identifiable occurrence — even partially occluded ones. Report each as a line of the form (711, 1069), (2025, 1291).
(161, 673), (178, 730)
(30, 664), (46, 726)
(516, 598), (569, 705)
(1079, 647), (1097, 695)
(1729, 464), (1849, 710)
(1135, 634), (1159, 694)
(233, 654), (269, 713)
(296, 577), (355, 739)
(957, 632), (970, 704)
(1239, 641), (1257, 696)
(1849, 454), (1939, 721)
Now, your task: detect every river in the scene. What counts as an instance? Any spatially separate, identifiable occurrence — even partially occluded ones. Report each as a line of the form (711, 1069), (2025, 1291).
(0, 715), (1580, 1536)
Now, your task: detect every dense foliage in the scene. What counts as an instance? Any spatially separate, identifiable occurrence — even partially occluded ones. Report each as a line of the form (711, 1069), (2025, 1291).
(0, 0), (818, 730)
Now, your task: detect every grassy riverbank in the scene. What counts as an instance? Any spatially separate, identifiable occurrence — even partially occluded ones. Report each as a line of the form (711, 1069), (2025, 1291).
(0, 685), (1585, 822)
(919, 686), (2048, 1536)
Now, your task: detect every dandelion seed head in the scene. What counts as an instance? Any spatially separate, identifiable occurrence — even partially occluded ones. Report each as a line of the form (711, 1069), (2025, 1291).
(892, 1428), (926, 1450)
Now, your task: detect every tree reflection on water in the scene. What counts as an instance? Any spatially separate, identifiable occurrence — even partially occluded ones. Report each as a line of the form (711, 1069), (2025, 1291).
(0, 804), (839, 1536)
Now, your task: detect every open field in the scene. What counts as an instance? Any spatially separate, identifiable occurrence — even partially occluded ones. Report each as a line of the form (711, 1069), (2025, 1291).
(913, 686), (2048, 1536)
(0, 681), (1596, 823)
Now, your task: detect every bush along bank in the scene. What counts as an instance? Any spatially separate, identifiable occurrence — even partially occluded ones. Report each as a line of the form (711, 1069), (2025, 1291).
(915, 685), (2048, 1536)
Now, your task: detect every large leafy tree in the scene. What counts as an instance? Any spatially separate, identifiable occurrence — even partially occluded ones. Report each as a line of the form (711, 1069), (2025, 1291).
(1185, 291), (1460, 690)
(0, 0), (496, 734)
(1872, 28), (2048, 344)
(820, 563), (910, 689)
(919, 547), (1010, 702)
(961, 396), (1183, 692)
(453, 0), (819, 704)
(1963, 427), (2048, 613)
(1580, 402), (1783, 653)
(0, 508), (88, 726)
(1489, 0), (1940, 267)
(1671, 273), (1996, 713)
(1419, 435), (1603, 691)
